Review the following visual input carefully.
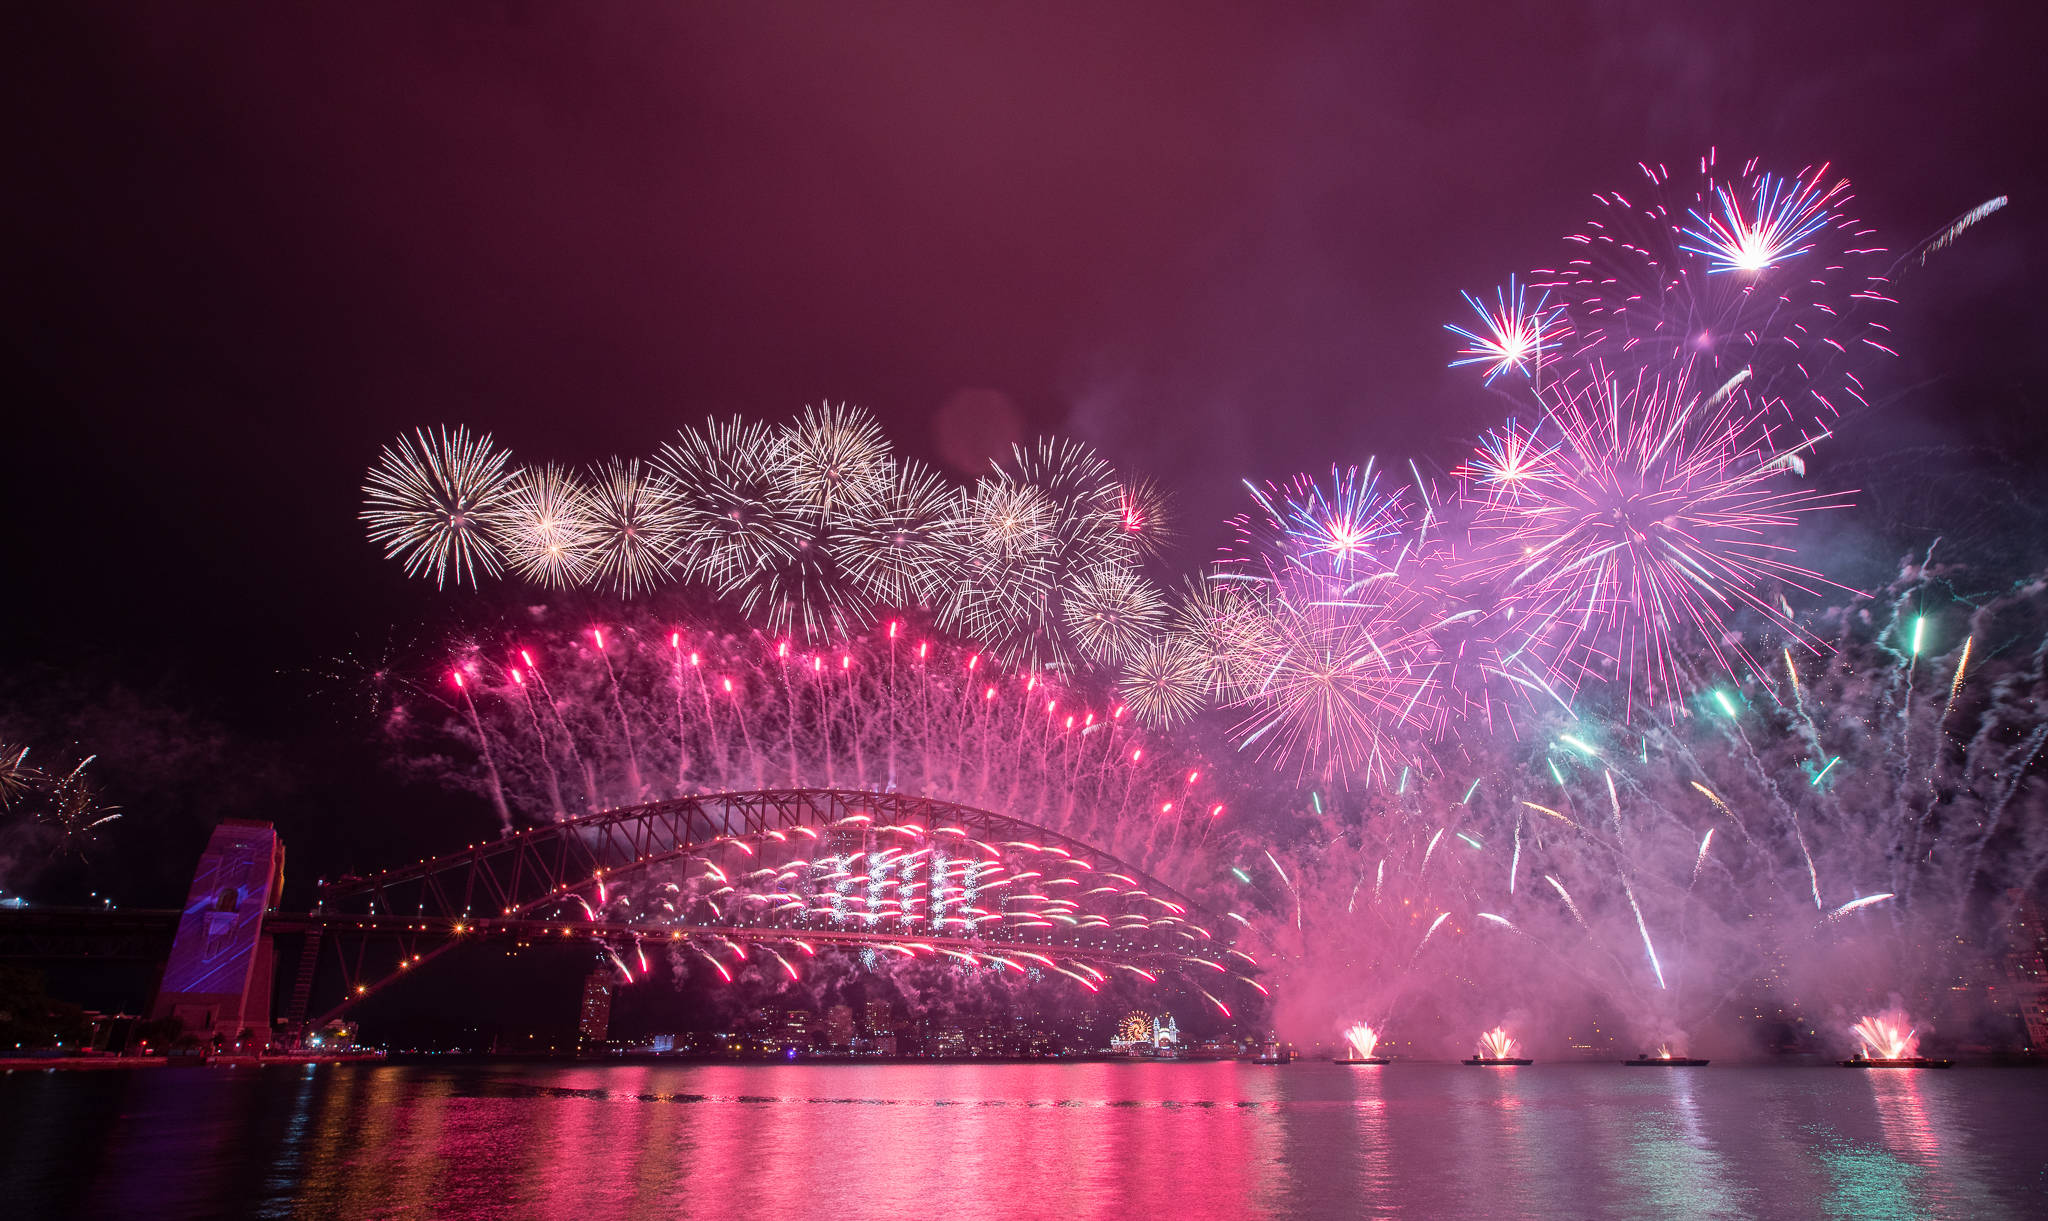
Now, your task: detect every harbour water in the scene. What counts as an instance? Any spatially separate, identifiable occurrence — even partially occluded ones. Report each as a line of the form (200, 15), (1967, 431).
(5, 1060), (2045, 1219)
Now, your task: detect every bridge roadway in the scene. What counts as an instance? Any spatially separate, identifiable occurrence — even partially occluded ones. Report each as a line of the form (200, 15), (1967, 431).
(0, 906), (181, 961)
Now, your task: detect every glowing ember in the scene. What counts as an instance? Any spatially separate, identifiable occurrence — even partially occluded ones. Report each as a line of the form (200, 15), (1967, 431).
(1478, 1027), (1517, 1060)
(1342, 1023), (1381, 1059)
(1851, 1014), (1918, 1060)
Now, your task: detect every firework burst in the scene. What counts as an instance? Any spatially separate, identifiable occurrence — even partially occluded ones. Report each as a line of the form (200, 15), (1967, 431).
(656, 417), (807, 588)
(772, 401), (894, 522)
(501, 464), (598, 589)
(1678, 169), (1844, 274)
(1456, 419), (1560, 503)
(1446, 275), (1563, 384)
(942, 438), (1129, 671)
(730, 515), (876, 643)
(1116, 477), (1178, 559)
(1118, 635), (1210, 728)
(834, 458), (964, 609)
(1228, 573), (1438, 784)
(360, 425), (518, 588)
(0, 744), (43, 810)
(584, 458), (685, 597)
(1341, 1022), (1382, 1059)
(1534, 150), (1892, 421)
(1477, 1027), (1518, 1059)
(1227, 463), (1416, 584)
(1063, 563), (1169, 666)
(1469, 367), (1848, 705)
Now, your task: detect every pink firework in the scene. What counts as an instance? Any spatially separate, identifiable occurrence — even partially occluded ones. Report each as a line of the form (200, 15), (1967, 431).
(1225, 462), (1419, 584)
(1532, 151), (1894, 424)
(1223, 567), (1440, 785)
(1466, 365), (1850, 709)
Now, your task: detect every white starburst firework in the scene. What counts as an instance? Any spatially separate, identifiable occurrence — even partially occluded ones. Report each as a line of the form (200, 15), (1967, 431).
(360, 425), (518, 588)
(502, 464), (598, 589)
(585, 457), (684, 597)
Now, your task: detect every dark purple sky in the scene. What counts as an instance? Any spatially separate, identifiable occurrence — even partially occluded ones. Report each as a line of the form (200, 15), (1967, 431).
(3, 0), (2039, 711)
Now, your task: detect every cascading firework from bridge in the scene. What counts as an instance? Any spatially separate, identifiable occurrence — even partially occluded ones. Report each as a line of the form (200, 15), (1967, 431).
(355, 614), (1264, 1013)
(420, 618), (1226, 868)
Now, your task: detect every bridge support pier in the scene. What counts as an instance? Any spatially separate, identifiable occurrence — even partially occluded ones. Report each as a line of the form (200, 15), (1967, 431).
(150, 819), (284, 1052)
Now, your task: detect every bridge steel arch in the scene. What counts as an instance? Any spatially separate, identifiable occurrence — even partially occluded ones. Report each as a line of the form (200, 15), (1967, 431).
(305, 789), (1223, 1025)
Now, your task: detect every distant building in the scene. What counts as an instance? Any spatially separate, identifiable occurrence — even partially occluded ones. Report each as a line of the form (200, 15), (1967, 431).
(824, 1004), (855, 1050)
(859, 999), (890, 1037)
(756, 1006), (814, 1054)
(577, 969), (613, 1053)
(2001, 892), (2048, 1051)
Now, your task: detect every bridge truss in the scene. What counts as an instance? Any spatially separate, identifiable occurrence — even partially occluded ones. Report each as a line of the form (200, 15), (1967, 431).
(300, 789), (1234, 1026)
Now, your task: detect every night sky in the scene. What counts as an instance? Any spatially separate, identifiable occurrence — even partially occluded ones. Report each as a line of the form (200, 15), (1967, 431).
(2, 2), (2041, 899)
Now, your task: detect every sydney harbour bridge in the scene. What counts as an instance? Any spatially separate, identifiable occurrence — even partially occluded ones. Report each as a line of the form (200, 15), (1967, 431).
(1, 789), (1229, 1046)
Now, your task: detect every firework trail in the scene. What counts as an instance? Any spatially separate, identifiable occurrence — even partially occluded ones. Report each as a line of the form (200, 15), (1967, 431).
(1893, 196), (2008, 273)
(450, 669), (511, 833)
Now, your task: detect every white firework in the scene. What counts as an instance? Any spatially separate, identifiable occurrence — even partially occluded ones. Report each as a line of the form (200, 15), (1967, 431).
(944, 438), (1131, 670)
(585, 457), (684, 597)
(773, 402), (894, 522)
(502, 464), (598, 589)
(937, 475), (1061, 659)
(1119, 634), (1210, 728)
(360, 425), (518, 588)
(1115, 477), (1177, 560)
(834, 458), (965, 609)
(1228, 573), (1438, 784)
(1063, 563), (1169, 666)
(1173, 574), (1272, 699)
(656, 417), (806, 588)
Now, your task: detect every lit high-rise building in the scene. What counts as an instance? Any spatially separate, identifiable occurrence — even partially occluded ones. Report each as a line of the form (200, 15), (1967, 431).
(577, 968), (613, 1053)
(2000, 892), (2048, 1051)
(824, 1004), (855, 1049)
(859, 998), (890, 1036)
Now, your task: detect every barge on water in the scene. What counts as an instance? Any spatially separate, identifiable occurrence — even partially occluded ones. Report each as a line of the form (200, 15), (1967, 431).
(1839, 1055), (1953, 1068)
